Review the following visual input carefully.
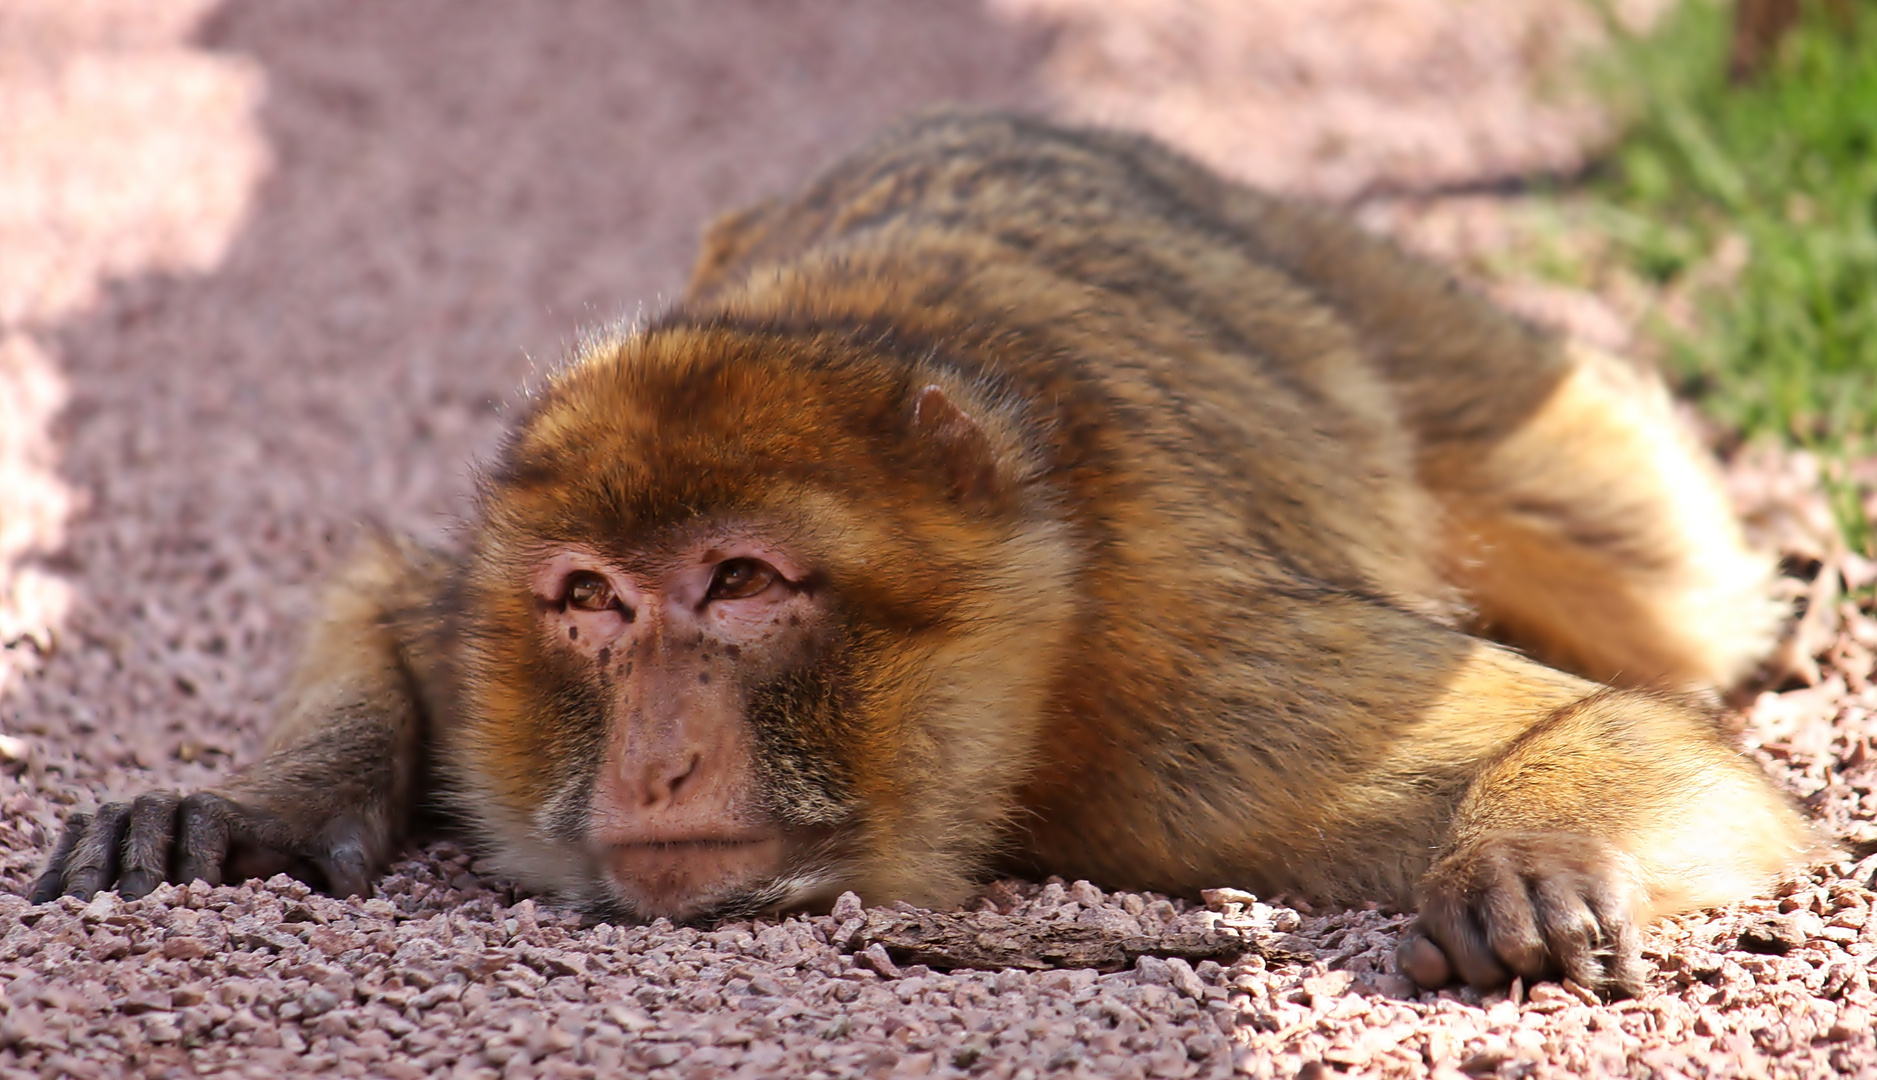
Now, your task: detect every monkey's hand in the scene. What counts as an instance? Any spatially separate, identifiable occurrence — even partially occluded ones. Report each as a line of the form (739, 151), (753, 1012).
(27, 532), (444, 906)
(1395, 832), (1647, 997)
(28, 785), (388, 903)
(1392, 688), (1820, 997)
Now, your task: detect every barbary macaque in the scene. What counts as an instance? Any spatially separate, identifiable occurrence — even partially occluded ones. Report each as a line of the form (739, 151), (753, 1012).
(32, 111), (1825, 995)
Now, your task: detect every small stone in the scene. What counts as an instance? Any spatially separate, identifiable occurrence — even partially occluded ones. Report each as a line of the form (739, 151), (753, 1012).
(1827, 1008), (1871, 1041)
(1200, 888), (1258, 909)
(302, 987), (341, 1018)
(747, 974), (784, 996)
(830, 892), (864, 921)
(1737, 914), (1807, 955)
(162, 934), (209, 961)
(141, 1012), (182, 1043)
(642, 1044), (684, 1067)
(81, 893), (120, 922)
(1302, 970), (1354, 1000)
(1164, 957), (1205, 1000)
(603, 1005), (653, 1033)
(1459, 1051), (1509, 1076)
(1559, 979), (1600, 1006)
(88, 933), (131, 960)
(536, 951), (586, 978)
(1134, 955), (1173, 986)
(1322, 1043), (1370, 1068)
(856, 943), (901, 979)
(119, 990), (173, 1015)
(1367, 973), (1419, 999)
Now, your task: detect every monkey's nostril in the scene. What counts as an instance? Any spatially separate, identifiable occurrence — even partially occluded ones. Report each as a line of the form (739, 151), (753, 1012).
(668, 754), (701, 800)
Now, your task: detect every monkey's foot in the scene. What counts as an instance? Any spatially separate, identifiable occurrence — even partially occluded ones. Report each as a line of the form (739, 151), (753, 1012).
(27, 791), (377, 903)
(1396, 832), (1647, 997)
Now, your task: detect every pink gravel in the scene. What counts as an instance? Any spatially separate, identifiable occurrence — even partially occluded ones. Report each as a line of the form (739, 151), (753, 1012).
(3, 2), (1875, 1078)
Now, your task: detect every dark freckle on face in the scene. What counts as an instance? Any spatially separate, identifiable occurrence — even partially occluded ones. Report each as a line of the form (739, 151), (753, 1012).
(568, 626), (578, 641)
(725, 644), (741, 659)
(698, 672), (710, 685)
(597, 647), (611, 668)
(625, 661), (633, 675)
(788, 614), (801, 627)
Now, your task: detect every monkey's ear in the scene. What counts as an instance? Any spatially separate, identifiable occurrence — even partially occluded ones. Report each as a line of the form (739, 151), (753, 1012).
(911, 384), (1003, 504)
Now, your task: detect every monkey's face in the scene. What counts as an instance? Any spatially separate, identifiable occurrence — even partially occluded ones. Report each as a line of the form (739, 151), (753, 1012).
(448, 323), (1075, 924)
(530, 534), (845, 923)
(450, 515), (865, 923)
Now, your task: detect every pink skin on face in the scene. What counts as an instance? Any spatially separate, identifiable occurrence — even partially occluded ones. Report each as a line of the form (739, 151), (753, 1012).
(530, 537), (819, 918)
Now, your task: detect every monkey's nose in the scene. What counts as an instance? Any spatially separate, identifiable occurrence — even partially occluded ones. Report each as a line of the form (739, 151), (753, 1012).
(637, 753), (701, 810)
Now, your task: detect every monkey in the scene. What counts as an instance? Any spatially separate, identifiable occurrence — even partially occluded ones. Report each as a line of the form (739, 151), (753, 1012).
(29, 110), (1826, 996)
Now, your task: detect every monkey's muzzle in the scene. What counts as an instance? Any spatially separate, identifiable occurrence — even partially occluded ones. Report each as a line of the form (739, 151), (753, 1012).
(601, 834), (789, 921)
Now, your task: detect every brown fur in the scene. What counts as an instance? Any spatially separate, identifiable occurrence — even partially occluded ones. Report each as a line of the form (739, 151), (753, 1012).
(32, 111), (1825, 994)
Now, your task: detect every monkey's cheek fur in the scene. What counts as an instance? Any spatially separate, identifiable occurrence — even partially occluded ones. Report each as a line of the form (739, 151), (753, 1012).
(599, 836), (790, 921)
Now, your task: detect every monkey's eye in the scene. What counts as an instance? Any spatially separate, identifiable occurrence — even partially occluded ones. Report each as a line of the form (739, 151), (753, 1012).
(707, 558), (778, 601)
(564, 571), (616, 611)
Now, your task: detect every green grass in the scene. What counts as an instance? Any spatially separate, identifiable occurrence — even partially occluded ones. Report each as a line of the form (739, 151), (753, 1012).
(1579, 0), (1877, 453)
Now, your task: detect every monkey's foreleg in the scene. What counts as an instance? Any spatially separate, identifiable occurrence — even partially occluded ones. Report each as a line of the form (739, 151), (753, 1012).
(1397, 691), (1824, 995)
(29, 533), (444, 902)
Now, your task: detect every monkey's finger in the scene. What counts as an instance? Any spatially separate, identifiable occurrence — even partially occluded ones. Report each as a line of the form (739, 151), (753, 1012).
(220, 798), (308, 884)
(1585, 880), (1646, 998)
(1470, 854), (1546, 980)
(1417, 895), (1509, 989)
(26, 811), (92, 904)
(1527, 873), (1602, 989)
(314, 816), (372, 898)
(315, 847), (370, 899)
(1449, 911), (1512, 989)
(62, 802), (132, 900)
(116, 791), (182, 899)
(174, 792), (234, 887)
(1396, 930), (1453, 989)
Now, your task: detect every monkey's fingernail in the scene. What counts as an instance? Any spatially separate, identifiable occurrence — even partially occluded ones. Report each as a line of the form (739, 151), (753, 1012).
(116, 871), (160, 899)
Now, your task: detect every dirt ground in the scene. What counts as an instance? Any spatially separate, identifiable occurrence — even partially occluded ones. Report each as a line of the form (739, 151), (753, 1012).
(3, 1), (1875, 1077)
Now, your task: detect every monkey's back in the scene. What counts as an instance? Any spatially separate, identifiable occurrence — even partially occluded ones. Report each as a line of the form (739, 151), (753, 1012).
(687, 113), (1536, 603)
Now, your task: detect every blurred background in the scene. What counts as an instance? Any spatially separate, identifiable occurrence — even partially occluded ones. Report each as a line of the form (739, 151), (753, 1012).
(1, 0), (1874, 865)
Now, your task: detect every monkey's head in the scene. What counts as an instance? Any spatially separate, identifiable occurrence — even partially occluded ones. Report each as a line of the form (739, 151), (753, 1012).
(442, 317), (1077, 923)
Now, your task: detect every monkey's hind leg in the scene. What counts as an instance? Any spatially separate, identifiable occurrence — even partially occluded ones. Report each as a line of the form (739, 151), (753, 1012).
(1433, 342), (1782, 689)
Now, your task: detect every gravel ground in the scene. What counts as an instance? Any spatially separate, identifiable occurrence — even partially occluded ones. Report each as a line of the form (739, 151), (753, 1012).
(3, 2), (1875, 1077)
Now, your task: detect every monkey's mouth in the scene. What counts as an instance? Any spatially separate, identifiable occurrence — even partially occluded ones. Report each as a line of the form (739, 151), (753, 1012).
(600, 835), (790, 921)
